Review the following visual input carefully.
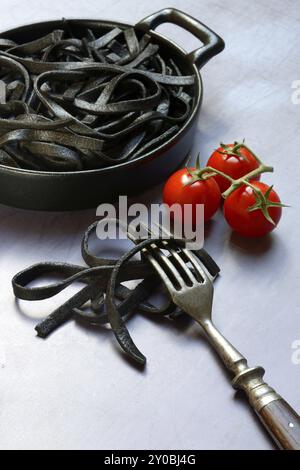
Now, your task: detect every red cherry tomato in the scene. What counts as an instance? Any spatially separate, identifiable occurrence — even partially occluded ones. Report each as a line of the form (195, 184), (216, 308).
(163, 168), (221, 224)
(223, 181), (282, 237)
(207, 144), (260, 193)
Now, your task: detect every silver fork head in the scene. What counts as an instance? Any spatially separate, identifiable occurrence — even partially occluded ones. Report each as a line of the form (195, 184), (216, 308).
(144, 240), (214, 324)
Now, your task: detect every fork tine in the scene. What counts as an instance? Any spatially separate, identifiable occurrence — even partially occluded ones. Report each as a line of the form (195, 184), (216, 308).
(143, 249), (175, 294)
(160, 240), (197, 285)
(128, 222), (183, 291)
(136, 223), (188, 289)
(147, 243), (185, 288)
(182, 248), (212, 283)
(153, 223), (207, 283)
(155, 223), (215, 283)
(137, 221), (212, 286)
(187, 250), (215, 282)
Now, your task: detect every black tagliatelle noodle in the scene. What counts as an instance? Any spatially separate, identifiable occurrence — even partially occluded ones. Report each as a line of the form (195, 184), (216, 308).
(0, 22), (195, 171)
(12, 221), (219, 365)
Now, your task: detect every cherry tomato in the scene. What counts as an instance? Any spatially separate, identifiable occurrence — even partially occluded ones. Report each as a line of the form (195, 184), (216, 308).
(223, 181), (282, 237)
(207, 144), (260, 193)
(163, 168), (221, 224)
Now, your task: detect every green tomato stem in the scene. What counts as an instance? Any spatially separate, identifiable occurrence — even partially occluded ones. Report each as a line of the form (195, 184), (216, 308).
(192, 164), (274, 198)
(195, 166), (235, 183)
(221, 164), (273, 198)
(230, 142), (264, 165)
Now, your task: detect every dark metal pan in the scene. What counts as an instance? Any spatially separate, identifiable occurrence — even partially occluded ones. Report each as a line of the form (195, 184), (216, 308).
(0, 8), (224, 210)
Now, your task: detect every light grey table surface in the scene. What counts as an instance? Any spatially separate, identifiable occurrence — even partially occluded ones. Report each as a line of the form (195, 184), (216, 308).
(0, 0), (299, 450)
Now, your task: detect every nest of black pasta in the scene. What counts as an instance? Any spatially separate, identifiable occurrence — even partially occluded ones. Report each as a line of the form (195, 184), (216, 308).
(12, 220), (220, 365)
(0, 22), (195, 171)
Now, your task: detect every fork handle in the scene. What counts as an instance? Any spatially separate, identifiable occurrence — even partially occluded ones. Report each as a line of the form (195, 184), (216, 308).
(259, 399), (300, 450)
(201, 321), (300, 449)
(232, 366), (300, 450)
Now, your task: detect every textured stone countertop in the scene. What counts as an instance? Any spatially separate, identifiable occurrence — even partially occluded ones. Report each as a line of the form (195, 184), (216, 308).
(0, 0), (299, 450)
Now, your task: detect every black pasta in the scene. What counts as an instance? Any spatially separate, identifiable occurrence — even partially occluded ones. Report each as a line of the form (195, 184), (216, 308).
(0, 22), (195, 171)
(12, 220), (220, 365)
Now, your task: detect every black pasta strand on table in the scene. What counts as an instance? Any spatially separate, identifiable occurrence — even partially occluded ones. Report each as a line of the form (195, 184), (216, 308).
(12, 220), (219, 365)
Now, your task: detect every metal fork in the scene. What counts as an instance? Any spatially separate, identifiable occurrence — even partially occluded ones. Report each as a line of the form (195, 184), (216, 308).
(143, 237), (300, 450)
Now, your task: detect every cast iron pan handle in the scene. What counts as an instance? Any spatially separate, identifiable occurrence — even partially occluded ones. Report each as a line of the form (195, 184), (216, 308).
(135, 7), (225, 69)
